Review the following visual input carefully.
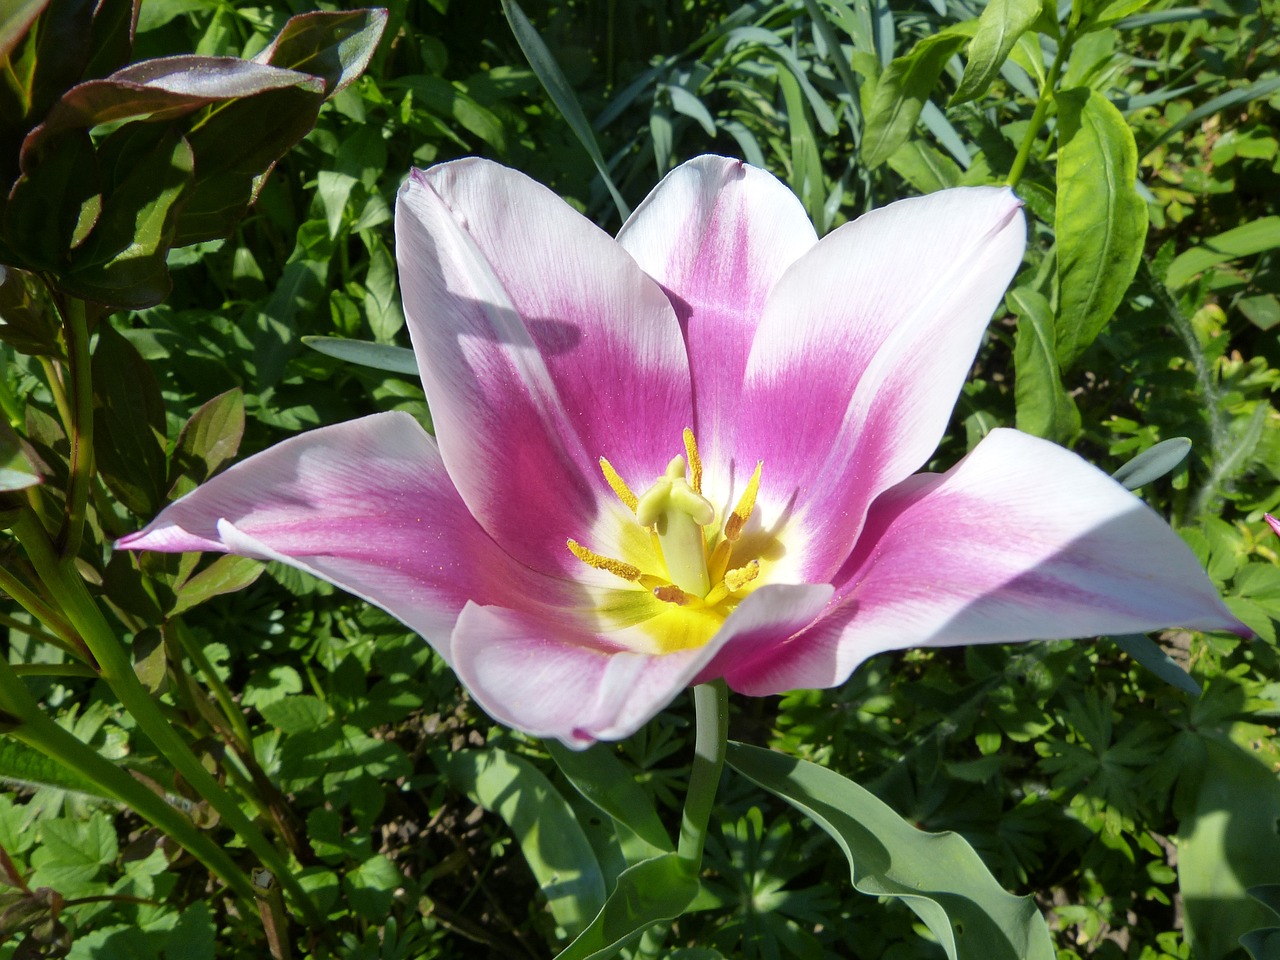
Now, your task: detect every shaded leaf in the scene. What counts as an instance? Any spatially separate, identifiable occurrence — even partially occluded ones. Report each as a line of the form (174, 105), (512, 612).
(302, 335), (418, 375)
(0, 419), (41, 492)
(5, 127), (98, 271)
(1111, 634), (1200, 696)
(0, 266), (61, 357)
(170, 388), (245, 486)
(553, 854), (699, 960)
(91, 322), (167, 515)
(0, 0), (47, 63)
(436, 748), (606, 936)
(170, 555), (264, 617)
(1054, 86), (1147, 369)
(546, 741), (673, 863)
(951, 0), (1040, 104)
(727, 742), (1055, 960)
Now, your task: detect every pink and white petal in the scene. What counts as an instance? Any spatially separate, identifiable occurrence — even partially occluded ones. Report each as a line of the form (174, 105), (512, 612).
(731, 429), (1247, 696)
(738, 187), (1026, 581)
(616, 156), (817, 480)
(117, 412), (576, 660)
(395, 161), (692, 577)
(454, 583), (833, 746)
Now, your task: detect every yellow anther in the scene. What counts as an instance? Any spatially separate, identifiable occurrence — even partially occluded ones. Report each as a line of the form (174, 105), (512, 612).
(567, 539), (642, 583)
(599, 457), (638, 512)
(653, 584), (689, 605)
(683, 428), (703, 495)
(724, 559), (761, 592)
(724, 460), (763, 542)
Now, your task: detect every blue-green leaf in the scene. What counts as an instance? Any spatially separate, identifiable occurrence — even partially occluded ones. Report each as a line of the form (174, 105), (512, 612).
(436, 748), (606, 936)
(553, 854), (699, 960)
(301, 335), (419, 375)
(1110, 437), (1191, 490)
(1111, 634), (1201, 695)
(726, 742), (1055, 960)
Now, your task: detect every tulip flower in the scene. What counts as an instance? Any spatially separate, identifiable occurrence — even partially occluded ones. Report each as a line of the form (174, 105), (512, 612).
(120, 156), (1245, 746)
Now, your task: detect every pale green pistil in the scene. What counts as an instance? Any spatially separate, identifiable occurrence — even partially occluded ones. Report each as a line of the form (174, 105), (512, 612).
(635, 455), (714, 597)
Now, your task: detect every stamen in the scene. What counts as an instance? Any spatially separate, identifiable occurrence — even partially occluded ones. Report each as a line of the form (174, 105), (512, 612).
(567, 539), (642, 582)
(724, 559), (761, 592)
(653, 584), (688, 605)
(599, 457), (638, 512)
(683, 428), (703, 495)
(724, 460), (763, 542)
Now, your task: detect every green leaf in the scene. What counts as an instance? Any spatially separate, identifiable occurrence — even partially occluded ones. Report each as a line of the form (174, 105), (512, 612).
(252, 8), (388, 97)
(887, 140), (963, 193)
(951, 0), (1040, 105)
(91, 323), (167, 515)
(302, 335), (419, 375)
(65, 126), (194, 308)
(1180, 739), (1280, 960)
(1165, 217), (1280, 289)
(0, 266), (61, 357)
(1142, 76), (1280, 158)
(362, 235), (404, 343)
(0, 419), (41, 492)
(0, 738), (112, 799)
(553, 854), (700, 960)
(546, 741), (673, 862)
(1110, 634), (1200, 695)
(862, 28), (969, 168)
(1009, 287), (1081, 444)
(435, 748), (606, 935)
(1053, 87), (1148, 369)
(4, 128), (99, 271)
(170, 555), (265, 617)
(499, 0), (629, 221)
(1110, 437), (1191, 490)
(726, 742), (1055, 960)
(0, 0), (46, 62)
(170, 388), (245, 489)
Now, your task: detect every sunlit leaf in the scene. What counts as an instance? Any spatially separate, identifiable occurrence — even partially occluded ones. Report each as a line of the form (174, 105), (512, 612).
(302, 335), (418, 375)
(951, 0), (1040, 105)
(1165, 217), (1280, 289)
(862, 28), (969, 168)
(1053, 86), (1147, 369)
(253, 8), (388, 97)
(1009, 286), (1080, 444)
(727, 742), (1055, 960)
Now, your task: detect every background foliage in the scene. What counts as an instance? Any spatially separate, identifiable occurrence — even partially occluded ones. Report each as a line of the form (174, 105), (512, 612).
(2, 0), (1279, 957)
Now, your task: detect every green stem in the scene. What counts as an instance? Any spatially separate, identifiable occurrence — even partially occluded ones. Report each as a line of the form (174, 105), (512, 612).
(1006, 33), (1072, 190)
(173, 618), (254, 754)
(0, 562), (89, 661)
(37, 356), (72, 435)
(9, 662), (100, 679)
(57, 297), (94, 559)
(0, 657), (258, 903)
(11, 509), (324, 926)
(677, 679), (728, 869)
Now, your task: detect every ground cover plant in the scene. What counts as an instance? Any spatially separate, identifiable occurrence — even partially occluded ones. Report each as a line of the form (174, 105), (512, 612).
(0, 0), (1278, 958)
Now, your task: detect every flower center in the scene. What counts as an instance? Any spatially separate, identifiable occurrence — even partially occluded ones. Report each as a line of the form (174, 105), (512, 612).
(566, 429), (766, 652)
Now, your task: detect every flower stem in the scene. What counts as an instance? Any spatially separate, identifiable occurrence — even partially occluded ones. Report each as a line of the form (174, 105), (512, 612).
(0, 562), (89, 660)
(0, 657), (259, 903)
(10, 508), (324, 926)
(1006, 32), (1072, 191)
(677, 679), (728, 870)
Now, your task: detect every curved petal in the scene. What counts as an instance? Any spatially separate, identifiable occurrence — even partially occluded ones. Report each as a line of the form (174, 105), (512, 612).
(395, 160), (693, 578)
(616, 156), (817, 482)
(728, 429), (1248, 696)
(739, 187), (1026, 581)
(117, 412), (576, 661)
(454, 583), (833, 746)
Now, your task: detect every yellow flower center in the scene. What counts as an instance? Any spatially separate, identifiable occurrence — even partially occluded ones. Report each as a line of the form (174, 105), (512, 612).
(566, 429), (768, 654)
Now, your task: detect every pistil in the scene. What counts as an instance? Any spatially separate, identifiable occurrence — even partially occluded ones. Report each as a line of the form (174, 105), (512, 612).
(635, 455), (714, 597)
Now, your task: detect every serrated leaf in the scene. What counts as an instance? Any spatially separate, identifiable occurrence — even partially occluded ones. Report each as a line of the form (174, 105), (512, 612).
(435, 748), (605, 935)
(1053, 87), (1147, 369)
(253, 8), (388, 97)
(1110, 437), (1191, 490)
(553, 854), (699, 960)
(302, 335), (418, 374)
(727, 742), (1055, 960)
(862, 28), (969, 168)
(170, 555), (264, 617)
(1010, 287), (1080, 444)
(1111, 634), (1200, 695)
(951, 0), (1040, 105)
(545, 741), (673, 862)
